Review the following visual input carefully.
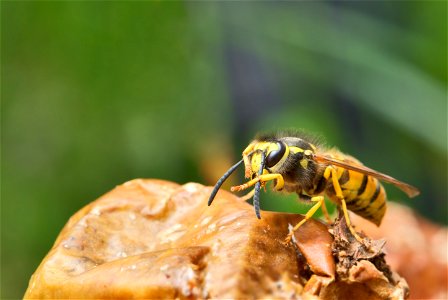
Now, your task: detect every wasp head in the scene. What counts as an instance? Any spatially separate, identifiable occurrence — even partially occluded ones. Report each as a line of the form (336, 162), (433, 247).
(243, 136), (318, 181)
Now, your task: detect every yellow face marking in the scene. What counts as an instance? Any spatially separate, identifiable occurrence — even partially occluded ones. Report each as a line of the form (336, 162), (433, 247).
(290, 147), (304, 154)
(243, 142), (257, 178)
(300, 159), (308, 169)
(250, 152), (263, 175)
(267, 143), (279, 153)
(249, 142), (271, 175)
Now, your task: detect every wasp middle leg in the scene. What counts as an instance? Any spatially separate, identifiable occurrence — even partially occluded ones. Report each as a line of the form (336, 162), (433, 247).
(284, 195), (325, 244)
(329, 167), (363, 243)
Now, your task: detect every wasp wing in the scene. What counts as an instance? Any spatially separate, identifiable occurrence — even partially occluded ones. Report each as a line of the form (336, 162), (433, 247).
(314, 154), (420, 198)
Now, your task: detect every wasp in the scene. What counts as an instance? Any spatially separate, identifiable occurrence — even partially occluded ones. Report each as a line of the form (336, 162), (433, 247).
(208, 130), (420, 243)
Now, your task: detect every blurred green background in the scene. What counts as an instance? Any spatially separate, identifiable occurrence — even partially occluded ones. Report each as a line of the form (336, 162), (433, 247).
(2, 2), (446, 298)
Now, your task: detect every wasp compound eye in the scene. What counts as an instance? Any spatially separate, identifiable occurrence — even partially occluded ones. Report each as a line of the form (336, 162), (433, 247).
(266, 142), (286, 168)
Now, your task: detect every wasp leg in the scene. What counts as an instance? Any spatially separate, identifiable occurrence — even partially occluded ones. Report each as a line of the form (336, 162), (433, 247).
(330, 168), (363, 243)
(318, 167), (333, 224)
(284, 196), (325, 244)
(239, 188), (255, 202)
(231, 173), (284, 192)
(321, 199), (332, 223)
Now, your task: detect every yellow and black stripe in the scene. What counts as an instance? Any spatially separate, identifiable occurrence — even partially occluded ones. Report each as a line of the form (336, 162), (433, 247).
(339, 169), (387, 226)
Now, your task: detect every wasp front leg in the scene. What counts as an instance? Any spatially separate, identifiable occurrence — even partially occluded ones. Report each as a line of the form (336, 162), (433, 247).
(231, 173), (285, 192)
(239, 188), (255, 202)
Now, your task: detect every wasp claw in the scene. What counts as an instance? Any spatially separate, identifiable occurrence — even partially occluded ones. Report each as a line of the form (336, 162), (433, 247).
(231, 185), (245, 192)
(284, 234), (293, 246)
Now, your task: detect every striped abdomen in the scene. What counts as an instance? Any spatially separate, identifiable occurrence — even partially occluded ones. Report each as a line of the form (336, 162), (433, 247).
(335, 167), (387, 226)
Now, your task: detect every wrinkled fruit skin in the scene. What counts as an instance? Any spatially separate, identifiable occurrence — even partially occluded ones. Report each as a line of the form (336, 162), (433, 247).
(25, 179), (409, 299)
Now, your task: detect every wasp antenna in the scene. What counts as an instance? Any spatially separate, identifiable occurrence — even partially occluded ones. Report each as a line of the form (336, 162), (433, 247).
(253, 151), (266, 219)
(253, 181), (262, 219)
(208, 159), (244, 206)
